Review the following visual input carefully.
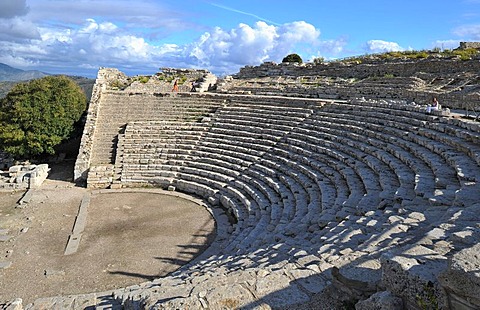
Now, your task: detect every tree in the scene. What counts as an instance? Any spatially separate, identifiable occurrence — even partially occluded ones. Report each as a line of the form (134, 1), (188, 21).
(0, 75), (86, 157)
(282, 53), (303, 63)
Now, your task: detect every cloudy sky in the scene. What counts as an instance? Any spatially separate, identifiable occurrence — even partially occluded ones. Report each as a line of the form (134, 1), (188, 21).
(1, 0), (479, 77)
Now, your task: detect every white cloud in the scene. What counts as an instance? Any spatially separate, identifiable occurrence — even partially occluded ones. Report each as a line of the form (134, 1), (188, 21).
(453, 24), (480, 40)
(27, 0), (195, 37)
(318, 38), (348, 55)
(181, 21), (323, 73)
(186, 22), (279, 67)
(365, 40), (404, 53)
(0, 0), (29, 18)
(0, 11), (340, 77)
(432, 40), (461, 50)
(0, 17), (40, 41)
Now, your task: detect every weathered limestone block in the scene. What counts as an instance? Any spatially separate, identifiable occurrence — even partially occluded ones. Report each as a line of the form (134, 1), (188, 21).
(438, 243), (480, 310)
(204, 283), (257, 309)
(287, 268), (328, 294)
(3, 164), (49, 189)
(331, 258), (382, 299)
(381, 245), (449, 309)
(355, 291), (403, 310)
(454, 183), (480, 207)
(29, 164), (49, 188)
(254, 272), (310, 308)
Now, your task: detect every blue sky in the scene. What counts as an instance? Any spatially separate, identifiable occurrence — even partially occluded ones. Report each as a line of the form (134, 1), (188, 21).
(0, 0), (479, 77)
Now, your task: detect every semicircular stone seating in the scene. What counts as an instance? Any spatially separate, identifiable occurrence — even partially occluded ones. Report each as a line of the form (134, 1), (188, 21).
(36, 95), (480, 309)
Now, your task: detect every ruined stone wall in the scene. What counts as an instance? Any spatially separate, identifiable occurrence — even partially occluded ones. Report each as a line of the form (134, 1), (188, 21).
(240, 83), (479, 108)
(460, 41), (480, 49)
(0, 164), (49, 190)
(236, 58), (480, 80)
(233, 59), (480, 109)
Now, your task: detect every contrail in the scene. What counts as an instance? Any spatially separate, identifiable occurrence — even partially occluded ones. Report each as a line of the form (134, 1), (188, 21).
(210, 3), (281, 26)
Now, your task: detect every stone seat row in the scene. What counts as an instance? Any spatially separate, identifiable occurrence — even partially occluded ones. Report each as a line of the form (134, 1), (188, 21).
(211, 116), (301, 132)
(314, 115), (465, 198)
(216, 105), (313, 119)
(298, 119), (453, 201)
(114, 98), (478, 243)
(318, 105), (480, 181)
(119, 128), (398, 252)
(116, 104), (446, 202)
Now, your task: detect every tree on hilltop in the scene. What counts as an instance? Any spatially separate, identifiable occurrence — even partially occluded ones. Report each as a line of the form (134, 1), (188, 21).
(282, 53), (303, 63)
(0, 75), (87, 157)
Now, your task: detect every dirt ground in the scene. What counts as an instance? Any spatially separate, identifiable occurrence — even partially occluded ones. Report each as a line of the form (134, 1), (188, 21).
(0, 161), (216, 305)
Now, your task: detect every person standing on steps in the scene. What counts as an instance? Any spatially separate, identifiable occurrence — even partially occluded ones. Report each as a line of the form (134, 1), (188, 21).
(172, 80), (179, 92)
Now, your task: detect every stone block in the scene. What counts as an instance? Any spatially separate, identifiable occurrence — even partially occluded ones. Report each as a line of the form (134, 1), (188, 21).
(438, 243), (480, 309)
(332, 258), (382, 299)
(355, 291), (403, 310)
(381, 245), (448, 309)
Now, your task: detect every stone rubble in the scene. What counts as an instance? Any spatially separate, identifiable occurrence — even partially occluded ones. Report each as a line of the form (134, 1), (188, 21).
(0, 164), (49, 191)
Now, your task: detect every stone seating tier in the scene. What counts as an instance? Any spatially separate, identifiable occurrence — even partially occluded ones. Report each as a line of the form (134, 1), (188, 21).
(88, 93), (225, 166)
(67, 93), (480, 309)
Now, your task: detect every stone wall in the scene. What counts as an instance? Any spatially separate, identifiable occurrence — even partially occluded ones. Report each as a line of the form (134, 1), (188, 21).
(86, 164), (114, 189)
(73, 68), (117, 183)
(231, 58), (480, 109)
(224, 81), (479, 109)
(460, 41), (480, 49)
(235, 58), (480, 80)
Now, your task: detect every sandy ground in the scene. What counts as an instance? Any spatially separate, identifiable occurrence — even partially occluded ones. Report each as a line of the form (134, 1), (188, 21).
(0, 161), (215, 305)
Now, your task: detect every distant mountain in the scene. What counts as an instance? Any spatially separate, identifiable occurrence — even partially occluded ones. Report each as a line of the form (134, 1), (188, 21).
(0, 63), (49, 82)
(0, 63), (95, 99)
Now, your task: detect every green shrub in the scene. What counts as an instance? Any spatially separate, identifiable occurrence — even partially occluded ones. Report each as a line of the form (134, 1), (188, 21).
(412, 51), (429, 59)
(178, 75), (187, 85)
(453, 48), (479, 60)
(0, 76), (87, 157)
(139, 76), (150, 83)
(109, 79), (128, 90)
(282, 53), (303, 63)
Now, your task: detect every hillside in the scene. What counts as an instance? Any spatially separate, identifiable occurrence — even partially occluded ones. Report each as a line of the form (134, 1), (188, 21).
(0, 63), (49, 82)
